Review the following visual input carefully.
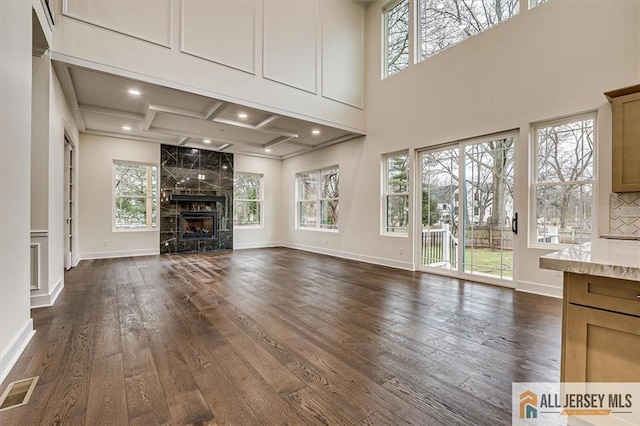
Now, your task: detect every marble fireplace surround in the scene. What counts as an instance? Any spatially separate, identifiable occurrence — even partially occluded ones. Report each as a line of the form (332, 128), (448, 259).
(160, 145), (233, 254)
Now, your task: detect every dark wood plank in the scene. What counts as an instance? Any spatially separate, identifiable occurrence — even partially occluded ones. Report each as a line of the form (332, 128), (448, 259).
(0, 248), (562, 425)
(85, 353), (128, 425)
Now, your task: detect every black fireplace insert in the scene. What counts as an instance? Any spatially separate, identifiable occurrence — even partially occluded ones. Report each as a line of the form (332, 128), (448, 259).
(179, 211), (217, 240)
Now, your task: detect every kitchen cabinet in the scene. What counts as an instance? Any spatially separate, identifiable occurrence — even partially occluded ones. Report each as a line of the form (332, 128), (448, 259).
(605, 84), (640, 192)
(561, 272), (640, 383)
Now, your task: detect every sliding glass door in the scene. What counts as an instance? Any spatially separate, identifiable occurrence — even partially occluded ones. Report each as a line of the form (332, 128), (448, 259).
(419, 134), (516, 284)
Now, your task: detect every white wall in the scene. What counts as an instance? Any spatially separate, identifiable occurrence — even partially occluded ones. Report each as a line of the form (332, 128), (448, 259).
(281, 137), (418, 269)
(234, 154), (283, 248)
(30, 54), (80, 309)
(51, 0), (365, 133)
(282, 0), (640, 296)
(78, 134), (160, 259)
(1, 0), (35, 383)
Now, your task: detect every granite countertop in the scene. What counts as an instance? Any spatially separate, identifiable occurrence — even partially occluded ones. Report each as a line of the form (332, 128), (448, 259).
(539, 239), (640, 281)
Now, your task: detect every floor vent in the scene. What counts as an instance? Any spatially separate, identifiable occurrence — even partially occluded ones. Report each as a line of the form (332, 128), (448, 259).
(0, 376), (39, 412)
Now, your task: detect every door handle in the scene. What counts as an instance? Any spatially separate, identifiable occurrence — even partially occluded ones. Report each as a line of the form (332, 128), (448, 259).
(512, 212), (518, 235)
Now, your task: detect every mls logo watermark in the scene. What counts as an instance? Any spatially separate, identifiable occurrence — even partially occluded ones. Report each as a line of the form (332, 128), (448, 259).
(512, 382), (640, 425)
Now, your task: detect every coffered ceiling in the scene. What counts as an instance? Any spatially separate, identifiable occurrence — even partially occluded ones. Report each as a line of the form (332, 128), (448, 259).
(53, 61), (364, 159)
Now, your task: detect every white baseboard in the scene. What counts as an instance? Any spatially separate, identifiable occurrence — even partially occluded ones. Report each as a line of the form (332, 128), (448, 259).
(30, 278), (63, 309)
(234, 241), (284, 250)
(281, 242), (415, 271)
(80, 248), (160, 260)
(516, 280), (562, 299)
(0, 319), (35, 384)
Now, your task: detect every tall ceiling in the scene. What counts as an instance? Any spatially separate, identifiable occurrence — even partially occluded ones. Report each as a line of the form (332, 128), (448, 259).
(53, 62), (364, 159)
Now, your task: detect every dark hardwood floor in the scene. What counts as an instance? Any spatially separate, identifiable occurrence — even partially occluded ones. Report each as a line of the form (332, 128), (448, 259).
(0, 248), (561, 425)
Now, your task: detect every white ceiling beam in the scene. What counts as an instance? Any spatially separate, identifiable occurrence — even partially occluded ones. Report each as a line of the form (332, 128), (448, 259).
(255, 115), (281, 129)
(204, 101), (226, 120)
(146, 126), (261, 148)
(263, 135), (296, 150)
(77, 104), (146, 121)
(215, 118), (298, 138)
(148, 104), (206, 119)
(140, 109), (157, 131)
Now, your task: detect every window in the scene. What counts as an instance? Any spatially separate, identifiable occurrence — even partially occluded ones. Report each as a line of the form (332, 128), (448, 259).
(529, 0), (547, 9)
(417, 0), (519, 61)
(383, 152), (409, 235)
(297, 167), (339, 230)
(384, 0), (410, 77)
(532, 114), (596, 246)
(233, 173), (263, 227)
(114, 161), (158, 230)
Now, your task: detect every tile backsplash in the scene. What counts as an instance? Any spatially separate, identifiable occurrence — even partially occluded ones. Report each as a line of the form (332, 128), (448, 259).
(610, 193), (640, 236)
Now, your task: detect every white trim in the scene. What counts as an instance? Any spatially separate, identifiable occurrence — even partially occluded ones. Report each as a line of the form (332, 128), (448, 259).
(516, 280), (562, 299)
(51, 53), (366, 135)
(0, 319), (35, 384)
(29, 243), (40, 290)
(30, 278), (64, 309)
(30, 230), (49, 238)
(62, 0), (172, 48)
(233, 241), (284, 250)
(282, 242), (415, 271)
(80, 249), (160, 260)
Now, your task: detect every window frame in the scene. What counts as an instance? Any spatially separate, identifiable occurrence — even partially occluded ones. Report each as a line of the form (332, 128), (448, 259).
(382, 0), (411, 79)
(529, 112), (597, 249)
(233, 172), (264, 228)
(112, 160), (158, 232)
(296, 166), (340, 232)
(382, 150), (410, 237)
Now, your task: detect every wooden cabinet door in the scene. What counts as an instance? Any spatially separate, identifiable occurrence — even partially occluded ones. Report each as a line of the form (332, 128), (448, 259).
(563, 304), (640, 382)
(612, 91), (640, 192)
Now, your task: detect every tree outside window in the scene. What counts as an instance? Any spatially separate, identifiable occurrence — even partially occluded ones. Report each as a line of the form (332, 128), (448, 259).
(114, 161), (158, 230)
(234, 173), (262, 227)
(417, 0), (520, 61)
(533, 114), (595, 245)
(384, 0), (410, 77)
(383, 152), (409, 234)
(298, 167), (339, 230)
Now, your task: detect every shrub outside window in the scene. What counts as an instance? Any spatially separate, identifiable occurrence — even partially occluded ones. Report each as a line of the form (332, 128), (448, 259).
(114, 161), (158, 230)
(234, 173), (263, 227)
(383, 152), (409, 235)
(297, 167), (339, 230)
(532, 113), (596, 246)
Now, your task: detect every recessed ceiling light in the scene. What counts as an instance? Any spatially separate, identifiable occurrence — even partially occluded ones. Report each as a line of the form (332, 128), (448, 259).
(311, 129), (321, 135)
(265, 148), (272, 153)
(122, 125), (131, 131)
(203, 139), (211, 144)
(128, 89), (141, 96)
(238, 112), (248, 119)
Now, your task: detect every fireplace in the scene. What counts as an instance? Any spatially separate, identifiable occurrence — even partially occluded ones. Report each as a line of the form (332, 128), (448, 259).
(179, 211), (217, 240)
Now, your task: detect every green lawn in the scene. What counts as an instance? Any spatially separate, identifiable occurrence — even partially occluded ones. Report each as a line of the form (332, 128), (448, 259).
(463, 247), (513, 279)
(422, 246), (513, 279)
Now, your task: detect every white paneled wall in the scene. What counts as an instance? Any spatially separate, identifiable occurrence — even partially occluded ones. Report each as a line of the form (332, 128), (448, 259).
(55, 0), (365, 132)
(181, 1), (256, 74)
(263, 1), (318, 93)
(63, 0), (172, 47)
(322, 1), (364, 108)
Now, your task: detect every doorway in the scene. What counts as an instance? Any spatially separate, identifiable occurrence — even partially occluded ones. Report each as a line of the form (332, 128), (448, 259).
(418, 132), (516, 285)
(63, 136), (74, 270)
